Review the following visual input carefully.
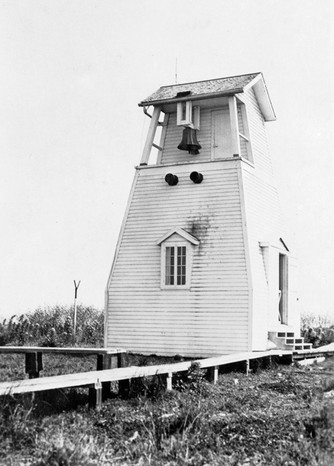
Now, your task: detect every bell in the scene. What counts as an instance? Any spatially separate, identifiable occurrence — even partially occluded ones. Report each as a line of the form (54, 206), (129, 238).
(177, 127), (201, 155)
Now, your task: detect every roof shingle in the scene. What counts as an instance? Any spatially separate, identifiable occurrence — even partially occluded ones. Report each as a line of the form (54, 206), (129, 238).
(139, 73), (260, 106)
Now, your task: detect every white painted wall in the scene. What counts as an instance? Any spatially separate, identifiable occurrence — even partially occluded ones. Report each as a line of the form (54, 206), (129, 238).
(106, 160), (250, 357)
(106, 83), (299, 356)
(240, 86), (299, 348)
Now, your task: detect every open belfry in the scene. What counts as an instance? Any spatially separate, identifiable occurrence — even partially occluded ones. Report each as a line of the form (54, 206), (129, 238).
(105, 73), (305, 357)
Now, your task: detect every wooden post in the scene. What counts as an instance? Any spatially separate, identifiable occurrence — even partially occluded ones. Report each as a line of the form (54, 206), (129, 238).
(25, 352), (42, 379)
(88, 378), (102, 410)
(101, 354), (115, 400)
(96, 354), (104, 371)
(118, 352), (130, 397)
(245, 359), (250, 376)
(140, 106), (161, 165)
(207, 366), (219, 384)
(156, 112), (169, 164)
(73, 280), (81, 338)
(166, 372), (172, 391)
(228, 96), (241, 157)
(95, 379), (102, 411)
(96, 352), (124, 400)
(37, 352), (43, 373)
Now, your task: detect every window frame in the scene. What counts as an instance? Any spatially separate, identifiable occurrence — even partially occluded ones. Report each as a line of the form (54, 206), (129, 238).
(176, 101), (200, 130)
(160, 241), (192, 290)
(235, 97), (253, 163)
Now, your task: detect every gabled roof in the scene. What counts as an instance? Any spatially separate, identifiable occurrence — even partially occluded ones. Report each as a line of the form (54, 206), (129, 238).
(139, 72), (276, 121)
(157, 227), (200, 246)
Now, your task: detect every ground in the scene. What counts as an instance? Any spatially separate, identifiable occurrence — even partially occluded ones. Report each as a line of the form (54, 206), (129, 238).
(0, 354), (333, 465)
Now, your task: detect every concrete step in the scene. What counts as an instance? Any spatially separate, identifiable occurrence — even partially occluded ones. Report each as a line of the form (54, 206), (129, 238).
(277, 332), (295, 338)
(286, 338), (303, 345)
(268, 331), (313, 352)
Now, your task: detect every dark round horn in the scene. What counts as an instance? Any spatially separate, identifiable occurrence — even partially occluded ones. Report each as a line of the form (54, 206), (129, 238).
(190, 171), (203, 184)
(165, 173), (179, 186)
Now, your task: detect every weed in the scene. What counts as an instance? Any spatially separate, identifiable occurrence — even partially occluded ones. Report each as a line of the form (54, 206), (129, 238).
(0, 395), (37, 453)
(0, 305), (104, 348)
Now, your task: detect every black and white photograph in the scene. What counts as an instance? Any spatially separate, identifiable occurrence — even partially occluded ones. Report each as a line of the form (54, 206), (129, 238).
(0, 1), (333, 464)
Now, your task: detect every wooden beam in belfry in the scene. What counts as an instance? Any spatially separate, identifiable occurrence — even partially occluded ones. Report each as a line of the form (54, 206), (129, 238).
(140, 106), (161, 165)
(228, 96), (241, 157)
(157, 112), (169, 164)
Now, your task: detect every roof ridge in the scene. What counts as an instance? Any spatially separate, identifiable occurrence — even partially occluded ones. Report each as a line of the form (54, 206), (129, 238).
(158, 72), (261, 89)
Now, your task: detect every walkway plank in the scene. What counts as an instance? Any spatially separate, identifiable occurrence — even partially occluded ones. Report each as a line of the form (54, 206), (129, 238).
(0, 349), (290, 396)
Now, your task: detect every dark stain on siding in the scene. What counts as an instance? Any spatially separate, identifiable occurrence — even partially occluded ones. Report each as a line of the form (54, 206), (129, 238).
(186, 213), (214, 249)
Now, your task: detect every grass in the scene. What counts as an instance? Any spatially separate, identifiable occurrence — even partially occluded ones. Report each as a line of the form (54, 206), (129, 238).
(1, 308), (334, 464)
(0, 356), (334, 465)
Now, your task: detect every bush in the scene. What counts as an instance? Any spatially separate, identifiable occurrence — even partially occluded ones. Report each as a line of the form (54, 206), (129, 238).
(0, 305), (104, 347)
(301, 312), (334, 347)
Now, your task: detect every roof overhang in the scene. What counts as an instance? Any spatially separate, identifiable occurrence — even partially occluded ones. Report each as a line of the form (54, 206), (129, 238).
(244, 74), (276, 121)
(139, 72), (276, 122)
(139, 89), (244, 108)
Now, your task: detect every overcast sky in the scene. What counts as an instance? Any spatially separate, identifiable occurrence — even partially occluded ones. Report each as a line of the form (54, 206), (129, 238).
(0, 0), (333, 320)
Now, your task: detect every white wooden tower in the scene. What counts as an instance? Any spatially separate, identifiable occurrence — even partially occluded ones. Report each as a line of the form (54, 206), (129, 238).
(105, 73), (302, 357)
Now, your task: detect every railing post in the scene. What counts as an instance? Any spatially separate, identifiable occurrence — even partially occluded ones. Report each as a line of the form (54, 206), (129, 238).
(25, 352), (42, 378)
(118, 352), (130, 397)
(245, 359), (250, 376)
(207, 366), (219, 384)
(98, 353), (115, 401)
(166, 372), (173, 391)
(95, 379), (102, 411)
(89, 378), (102, 410)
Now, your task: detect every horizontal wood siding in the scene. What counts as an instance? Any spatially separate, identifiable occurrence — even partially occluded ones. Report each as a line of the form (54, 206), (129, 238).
(107, 160), (249, 357)
(160, 109), (212, 164)
(241, 163), (289, 350)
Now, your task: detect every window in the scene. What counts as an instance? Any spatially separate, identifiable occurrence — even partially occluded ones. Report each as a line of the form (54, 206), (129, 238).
(165, 245), (186, 286)
(177, 101), (200, 129)
(162, 243), (189, 288)
(236, 98), (253, 162)
(157, 227), (199, 290)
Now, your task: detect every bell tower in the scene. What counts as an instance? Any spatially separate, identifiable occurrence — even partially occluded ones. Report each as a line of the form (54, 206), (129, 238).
(105, 73), (301, 357)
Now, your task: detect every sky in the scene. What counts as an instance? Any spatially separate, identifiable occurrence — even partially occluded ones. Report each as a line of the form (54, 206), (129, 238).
(0, 0), (333, 320)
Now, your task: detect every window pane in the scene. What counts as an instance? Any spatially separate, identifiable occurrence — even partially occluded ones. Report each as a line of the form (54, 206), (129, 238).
(165, 247), (174, 285)
(181, 102), (186, 121)
(177, 246), (186, 285)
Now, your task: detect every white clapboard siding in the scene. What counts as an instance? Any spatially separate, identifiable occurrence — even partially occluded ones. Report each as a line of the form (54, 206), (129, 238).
(106, 160), (249, 357)
(240, 162), (294, 349)
(160, 109), (212, 164)
(106, 76), (297, 357)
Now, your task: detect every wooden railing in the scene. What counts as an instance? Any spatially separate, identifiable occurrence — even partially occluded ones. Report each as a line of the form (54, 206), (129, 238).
(0, 346), (126, 378)
(0, 349), (292, 409)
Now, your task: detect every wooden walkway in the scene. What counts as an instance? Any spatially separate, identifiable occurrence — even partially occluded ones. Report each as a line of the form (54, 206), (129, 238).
(293, 342), (334, 360)
(0, 349), (291, 408)
(1, 346), (332, 409)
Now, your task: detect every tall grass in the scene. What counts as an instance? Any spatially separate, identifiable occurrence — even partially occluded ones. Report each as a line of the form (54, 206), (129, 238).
(301, 312), (334, 347)
(0, 305), (104, 347)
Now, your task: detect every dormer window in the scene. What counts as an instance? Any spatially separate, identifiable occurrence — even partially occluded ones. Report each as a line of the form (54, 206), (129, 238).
(157, 227), (199, 289)
(165, 245), (186, 286)
(177, 101), (200, 130)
